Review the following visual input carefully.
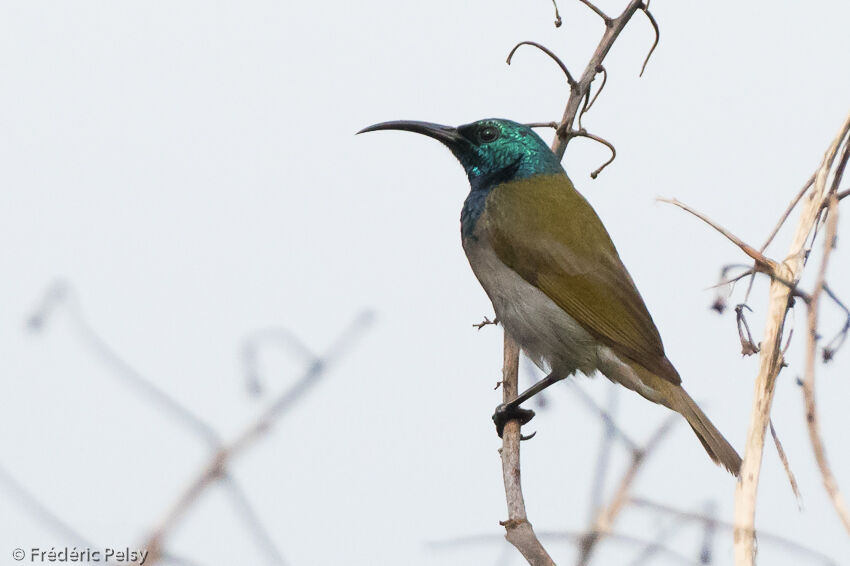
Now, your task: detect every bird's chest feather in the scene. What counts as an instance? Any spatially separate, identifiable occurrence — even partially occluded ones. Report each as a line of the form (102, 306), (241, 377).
(460, 199), (598, 376)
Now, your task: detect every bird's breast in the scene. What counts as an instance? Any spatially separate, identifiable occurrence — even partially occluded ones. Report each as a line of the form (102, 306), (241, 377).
(462, 221), (598, 376)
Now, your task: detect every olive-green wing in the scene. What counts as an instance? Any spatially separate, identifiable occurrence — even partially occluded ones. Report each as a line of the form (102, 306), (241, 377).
(484, 174), (680, 384)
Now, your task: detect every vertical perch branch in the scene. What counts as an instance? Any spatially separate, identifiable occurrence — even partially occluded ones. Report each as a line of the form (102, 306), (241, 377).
(733, 112), (850, 565)
(500, 333), (556, 565)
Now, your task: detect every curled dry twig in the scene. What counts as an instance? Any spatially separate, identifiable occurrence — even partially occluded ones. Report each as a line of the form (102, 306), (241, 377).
(735, 304), (760, 356)
(507, 41), (577, 88)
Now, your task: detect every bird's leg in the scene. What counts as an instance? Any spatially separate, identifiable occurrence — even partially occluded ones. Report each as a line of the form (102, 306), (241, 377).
(492, 371), (566, 437)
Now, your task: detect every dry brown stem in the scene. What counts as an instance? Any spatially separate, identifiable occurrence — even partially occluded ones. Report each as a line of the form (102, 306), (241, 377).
(801, 194), (850, 534)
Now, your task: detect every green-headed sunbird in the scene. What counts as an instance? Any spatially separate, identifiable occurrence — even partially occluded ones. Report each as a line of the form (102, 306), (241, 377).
(359, 118), (741, 476)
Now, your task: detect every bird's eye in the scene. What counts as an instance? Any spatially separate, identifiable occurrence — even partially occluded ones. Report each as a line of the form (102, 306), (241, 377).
(478, 126), (500, 143)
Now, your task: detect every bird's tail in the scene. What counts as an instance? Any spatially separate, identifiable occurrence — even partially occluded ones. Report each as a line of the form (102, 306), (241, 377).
(609, 358), (742, 476)
(672, 387), (742, 476)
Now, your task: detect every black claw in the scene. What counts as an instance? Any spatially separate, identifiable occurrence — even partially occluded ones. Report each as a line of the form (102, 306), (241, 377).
(520, 431), (537, 441)
(492, 403), (536, 438)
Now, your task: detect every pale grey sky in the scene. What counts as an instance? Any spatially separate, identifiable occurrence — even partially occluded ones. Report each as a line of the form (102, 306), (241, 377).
(1, 1), (849, 565)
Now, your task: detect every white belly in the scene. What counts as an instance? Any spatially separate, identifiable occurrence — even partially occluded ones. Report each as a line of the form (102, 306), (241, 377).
(463, 232), (600, 377)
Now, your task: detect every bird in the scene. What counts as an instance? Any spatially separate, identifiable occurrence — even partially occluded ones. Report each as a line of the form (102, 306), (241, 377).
(358, 118), (742, 475)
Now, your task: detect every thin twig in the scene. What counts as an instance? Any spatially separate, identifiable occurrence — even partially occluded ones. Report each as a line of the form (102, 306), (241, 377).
(584, 66), (607, 114)
(625, 515), (683, 566)
(576, 415), (677, 566)
(474, 315), (499, 330)
(638, 6), (660, 77)
(576, 0), (611, 23)
(574, 130), (617, 178)
(632, 498), (838, 566)
(760, 174), (816, 252)
(566, 381), (638, 452)
(0, 462), (94, 547)
(141, 311), (375, 565)
(698, 501), (717, 565)
(822, 284), (850, 360)
(657, 198), (777, 274)
(587, 385), (619, 524)
(734, 111), (850, 566)
(551, 0), (562, 27)
(28, 281), (221, 448)
(221, 476), (289, 566)
(801, 194), (850, 534)
(768, 420), (803, 509)
(241, 327), (317, 396)
(507, 41), (577, 88)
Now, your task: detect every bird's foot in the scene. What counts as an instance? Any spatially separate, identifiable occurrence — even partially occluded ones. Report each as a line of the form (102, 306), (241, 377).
(492, 403), (536, 439)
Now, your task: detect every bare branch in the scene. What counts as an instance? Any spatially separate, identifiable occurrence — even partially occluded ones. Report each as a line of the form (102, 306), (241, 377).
(499, 333), (556, 565)
(801, 194), (850, 534)
(632, 498), (839, 565)
(142, 312), (375, 565)
(576, 415), (677, 566)
(28, 281), (221, 448)
(734, 111), (850, 565)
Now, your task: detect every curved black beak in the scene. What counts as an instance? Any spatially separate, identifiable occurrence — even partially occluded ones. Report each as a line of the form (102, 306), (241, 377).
(357, 120), (464, 146)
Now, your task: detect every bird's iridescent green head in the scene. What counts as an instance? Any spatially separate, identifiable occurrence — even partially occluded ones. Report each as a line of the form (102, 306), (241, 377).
(358, 118), (564, 190)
